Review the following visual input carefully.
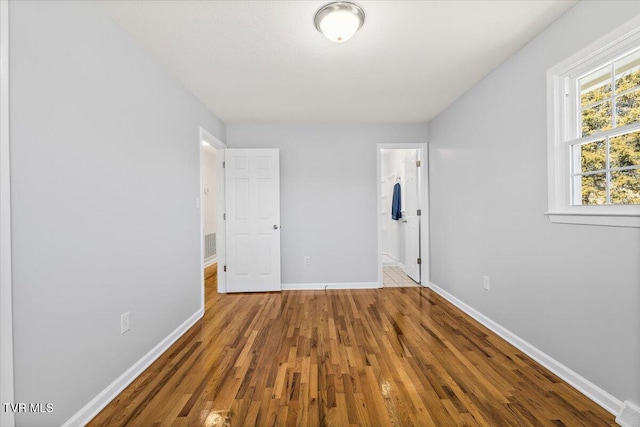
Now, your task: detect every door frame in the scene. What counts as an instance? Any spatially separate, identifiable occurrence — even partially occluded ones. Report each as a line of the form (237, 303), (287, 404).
(376, 143), (430, 288)
(0, 2), (15, 426)
(199, 127), (227, 303)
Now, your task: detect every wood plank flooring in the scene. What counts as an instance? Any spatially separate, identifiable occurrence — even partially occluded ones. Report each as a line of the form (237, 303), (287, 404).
(89, 266), (615, 426)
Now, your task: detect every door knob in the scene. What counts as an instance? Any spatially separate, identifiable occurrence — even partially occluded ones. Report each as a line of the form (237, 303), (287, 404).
(273, 225), (279, 230)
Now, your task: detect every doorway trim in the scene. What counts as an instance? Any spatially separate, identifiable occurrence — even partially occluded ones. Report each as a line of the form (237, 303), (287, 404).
(199, 128), (227, 303)
(0, 2), (15, 426)
(376, 143), (430, 288)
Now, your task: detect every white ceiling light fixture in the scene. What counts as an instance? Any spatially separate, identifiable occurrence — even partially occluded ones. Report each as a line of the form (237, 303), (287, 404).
(314, 2), (365, 43)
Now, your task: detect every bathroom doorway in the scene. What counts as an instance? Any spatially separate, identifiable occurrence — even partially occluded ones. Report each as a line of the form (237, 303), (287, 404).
(377, 144), (429, 288)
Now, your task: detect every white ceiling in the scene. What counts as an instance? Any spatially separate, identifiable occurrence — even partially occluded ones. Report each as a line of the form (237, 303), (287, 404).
(97, 0), (576, 124)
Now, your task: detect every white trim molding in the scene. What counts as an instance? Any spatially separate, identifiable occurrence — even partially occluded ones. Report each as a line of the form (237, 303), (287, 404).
(282, 282), (381, 291)
(383, 261), (406, 269)
(0, 2), (15, 426)
(428, 282), (623, 416)
(204, 257), (217, 268)
(199, 127), (227, 305)
(545, 211), (640, 228)
(62, 309), (204, 427)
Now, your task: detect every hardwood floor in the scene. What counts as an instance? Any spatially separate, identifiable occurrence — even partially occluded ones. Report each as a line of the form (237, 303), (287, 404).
(89, 268), (615, 426)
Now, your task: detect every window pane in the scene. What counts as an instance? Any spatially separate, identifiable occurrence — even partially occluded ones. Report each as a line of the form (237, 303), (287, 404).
(615, 88), (640, 127)
(610, 130), (640, 168)
(580, 65), (611, 107)
(610, 169), (640, 204)
(576, 173), (606, 205)
(615, 48), (640, 95)
(574, 139), (606, 173)
(581, 101), (612, 136)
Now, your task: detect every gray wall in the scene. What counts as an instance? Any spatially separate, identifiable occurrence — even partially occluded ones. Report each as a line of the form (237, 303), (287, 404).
(227, 124), (428, 285)
(428, 0), (640, 405)
(9, 1), (225, 425)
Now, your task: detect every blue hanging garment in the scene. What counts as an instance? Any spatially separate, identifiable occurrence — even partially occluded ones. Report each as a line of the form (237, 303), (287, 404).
(391, 182), (402, 220)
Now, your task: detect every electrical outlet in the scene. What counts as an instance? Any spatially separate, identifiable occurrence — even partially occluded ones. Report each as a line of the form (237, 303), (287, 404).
(121, 312), (130, 334)
(304, 256), (310, 266)
(483, 276), (490, 291)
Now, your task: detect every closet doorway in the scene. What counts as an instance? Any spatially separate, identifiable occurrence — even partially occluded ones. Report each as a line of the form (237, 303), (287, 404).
(377, 144), (429, 288)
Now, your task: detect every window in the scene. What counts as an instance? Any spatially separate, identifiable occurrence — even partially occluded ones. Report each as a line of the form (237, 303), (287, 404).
(574, 50), (640, 206)
(547, 17), (640, 227)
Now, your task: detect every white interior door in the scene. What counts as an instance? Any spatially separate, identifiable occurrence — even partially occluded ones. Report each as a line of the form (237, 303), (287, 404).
(225, 149), (281, 292)
(403, 151), (421, 283)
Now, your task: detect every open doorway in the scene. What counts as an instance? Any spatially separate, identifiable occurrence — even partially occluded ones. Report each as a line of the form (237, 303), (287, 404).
(199, 128), (226, 305)
(377, 144), (429, 288)
(202, 140), (218, 290)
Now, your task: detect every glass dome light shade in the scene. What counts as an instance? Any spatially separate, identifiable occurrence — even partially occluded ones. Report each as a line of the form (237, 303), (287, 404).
(314, 2), (365, 43)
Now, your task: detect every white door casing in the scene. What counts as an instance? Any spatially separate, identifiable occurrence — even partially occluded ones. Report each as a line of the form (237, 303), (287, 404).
(199, 127), (226, 295)
(0, 2), (15, 426)
(225, 149), (281, 292)
(376, 143), (428, 289)
(403, 151), (421, 283)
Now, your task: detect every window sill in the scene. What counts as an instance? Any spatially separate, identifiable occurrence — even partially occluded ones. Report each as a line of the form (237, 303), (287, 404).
(545, 212), (640, 228)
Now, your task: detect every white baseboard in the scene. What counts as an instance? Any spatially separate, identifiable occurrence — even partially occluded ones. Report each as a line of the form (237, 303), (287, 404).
(427, 282), (623, 416)
(204, 256), (217, 268)
(381, 253), (401, 267)
(282, 282), (381, 291)
(62, 308), (204, 427)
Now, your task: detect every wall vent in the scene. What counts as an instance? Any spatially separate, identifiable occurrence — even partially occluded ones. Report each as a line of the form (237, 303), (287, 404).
(204, 233), (216, 259)
(617, 401), (640, 427)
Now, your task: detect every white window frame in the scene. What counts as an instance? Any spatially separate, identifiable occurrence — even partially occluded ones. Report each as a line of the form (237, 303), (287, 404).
(546, 16), (640, 228)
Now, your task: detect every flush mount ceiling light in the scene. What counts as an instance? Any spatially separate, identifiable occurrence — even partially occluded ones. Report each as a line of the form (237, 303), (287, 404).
(314, 2), (365, 43)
